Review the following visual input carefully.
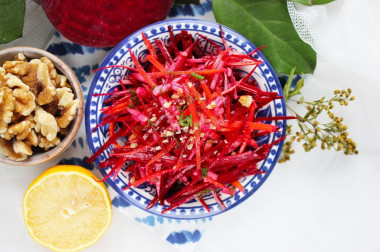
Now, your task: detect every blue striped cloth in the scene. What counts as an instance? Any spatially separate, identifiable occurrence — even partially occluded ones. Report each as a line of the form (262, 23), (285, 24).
(50, 1), (214, 251)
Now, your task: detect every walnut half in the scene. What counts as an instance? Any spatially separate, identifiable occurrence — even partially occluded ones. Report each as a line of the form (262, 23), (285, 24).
(56, 88), (80, 128)
(36, 62), (56, 105)
(0, 138), (28, 161)
(34, 106), (59, 141)
(0, 87), (15, 134)
(13, 88), (36, 116)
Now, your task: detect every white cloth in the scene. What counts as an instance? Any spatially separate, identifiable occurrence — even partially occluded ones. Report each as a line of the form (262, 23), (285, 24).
(288, 0), (380, 81)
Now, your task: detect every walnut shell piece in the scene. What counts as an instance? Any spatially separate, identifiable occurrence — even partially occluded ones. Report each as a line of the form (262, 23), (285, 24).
(34, 106), (59, 141)
(36, 62), (56, 105)
(13, 88), (36, 116)
(0, 87), (15, 133)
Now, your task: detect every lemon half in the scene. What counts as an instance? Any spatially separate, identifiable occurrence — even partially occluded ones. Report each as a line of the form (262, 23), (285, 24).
(23, 165), (112, 252)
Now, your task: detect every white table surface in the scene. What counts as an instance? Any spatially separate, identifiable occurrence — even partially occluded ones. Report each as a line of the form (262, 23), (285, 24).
(1, 1), (380, 251)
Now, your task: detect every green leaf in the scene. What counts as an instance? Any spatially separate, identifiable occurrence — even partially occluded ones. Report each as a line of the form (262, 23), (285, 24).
(0, 0), (26, 44)
(288, 78), (304, 98)
(283, 66), (296, 101)
(288, 0), (335, 6)
(201, 167), (208, 177)
(212, 0), (316, 74)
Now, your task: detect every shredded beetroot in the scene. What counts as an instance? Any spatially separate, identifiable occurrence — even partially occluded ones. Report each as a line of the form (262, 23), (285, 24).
(87, 26), (290, 214)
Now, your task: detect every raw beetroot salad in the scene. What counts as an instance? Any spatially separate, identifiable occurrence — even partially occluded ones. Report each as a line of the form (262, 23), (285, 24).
(87, 26), (292, 214)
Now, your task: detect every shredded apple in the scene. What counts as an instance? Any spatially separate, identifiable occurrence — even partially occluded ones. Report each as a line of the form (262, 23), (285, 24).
(87, 26), (294, 214)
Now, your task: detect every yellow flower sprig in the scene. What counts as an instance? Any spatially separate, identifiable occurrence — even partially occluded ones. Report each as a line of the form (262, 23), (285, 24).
(279, 69), (358, 163)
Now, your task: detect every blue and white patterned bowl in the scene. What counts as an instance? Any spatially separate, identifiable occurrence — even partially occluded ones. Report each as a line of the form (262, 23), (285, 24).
(85, 19), (286, 219)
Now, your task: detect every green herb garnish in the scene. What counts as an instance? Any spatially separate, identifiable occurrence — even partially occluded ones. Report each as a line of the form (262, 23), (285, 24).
(179, 114), (193, 127)
(201, 167), (208, 177)
(191, 72), (205, 80)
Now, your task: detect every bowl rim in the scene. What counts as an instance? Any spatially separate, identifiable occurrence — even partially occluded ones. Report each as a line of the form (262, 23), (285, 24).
(85, 18), (286, 219)
(0, 46), (83, 166)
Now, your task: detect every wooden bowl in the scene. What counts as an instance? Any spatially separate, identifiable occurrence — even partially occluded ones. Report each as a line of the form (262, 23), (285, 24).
(0, 47), (83, 166)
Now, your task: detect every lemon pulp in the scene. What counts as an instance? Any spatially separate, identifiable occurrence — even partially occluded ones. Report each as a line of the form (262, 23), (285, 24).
(23, 165), (112, 252)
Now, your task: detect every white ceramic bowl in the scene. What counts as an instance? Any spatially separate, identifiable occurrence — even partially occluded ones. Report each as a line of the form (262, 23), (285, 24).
(86, 19), (286, 219)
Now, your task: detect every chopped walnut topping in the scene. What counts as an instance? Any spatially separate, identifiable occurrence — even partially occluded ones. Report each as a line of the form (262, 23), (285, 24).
(178, 99), (186, 105)
(207, 101), (216, 109)
(150, 116), (157, 122)
(238, 95), (253, 108)
(163, 101), (172, 108)
(130, 143), (138, 148)
(171, 93), (180, 99)
(186, 143), (194, 150)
